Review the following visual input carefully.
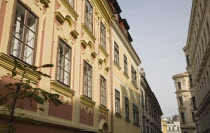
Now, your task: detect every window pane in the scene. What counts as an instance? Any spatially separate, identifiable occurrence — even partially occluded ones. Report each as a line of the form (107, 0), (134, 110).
(16, 3), (26, 23)
(23, 46), (33, 64)
(64, 58), (70, 72)
(27, 12), (36, 31)
(64, 71), (69, 85)
(25, 28), (35, 48)
(13, 21), (24, 41)
(57, 67), (63, 82)
(11, 38), (22, 58)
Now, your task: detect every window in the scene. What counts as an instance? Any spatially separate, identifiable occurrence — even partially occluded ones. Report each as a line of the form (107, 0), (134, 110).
(57, 40), (71, 85)
(124, 55), (128, 75)
(100, 76), (106, 106)
(100, 23), (106, 50)
(189, 75), (193, 87)
(192, 112), (195, 122)
(133, 104), (139, 124)
(84, 62), (92, 98)
(85, 0), (93, 32)
(67, 0), (74, 7)
(125, 97), (129, 119)
(192, 97), (197, 110)
(11, 2), (37, 65)
(177, 82), (182, 89)
(114, 42), (119, 65)
(131, 66), (137, 85)
(186, 55), (190, 66)
(179, 96), (183, 106)
(115, 90), (120, 114)
(181, 112), (185, 123)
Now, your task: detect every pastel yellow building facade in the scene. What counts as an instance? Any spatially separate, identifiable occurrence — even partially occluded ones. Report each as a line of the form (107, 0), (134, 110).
(161, 120), (168, 133)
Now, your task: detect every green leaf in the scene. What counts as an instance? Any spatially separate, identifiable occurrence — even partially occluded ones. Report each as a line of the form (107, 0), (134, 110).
(12, 71), (17, 77)
(50, 98), (63, 106)
(41, 64), (54, 68)
(32, 94), (44, 104)
(36, 71), (51, 78)
(38, 108), (45, 111)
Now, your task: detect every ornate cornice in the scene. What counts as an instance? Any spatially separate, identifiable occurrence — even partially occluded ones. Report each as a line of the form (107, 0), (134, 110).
(40, 0), (50, 7)
(0, 53), (40, 82)
(99, 105), (109, 115)
(99, 45), (109, 58)
(50, 80), (75, 98)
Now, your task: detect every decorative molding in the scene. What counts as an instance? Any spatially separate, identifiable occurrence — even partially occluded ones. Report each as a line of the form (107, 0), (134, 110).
(98, 58), (103, 64)
(105, 67), (109, 72)
(55, 11), (65, 24)
(80, 95), (96, 108)
(40, 0), (50, 7)
(60, 0), (79, 19)
(0, 53), (40, 82)
(123, 72), (129, 79)
(114, 113), (122, 119)
(70, 30), (79, 39)
(99, 45), (109, 58)
(82, 24), (96, 42)
(51, 80), (75, 98)
(99, 105), (109, 114)
(81, 40), (88, 49)
(91, 52), (97, 58)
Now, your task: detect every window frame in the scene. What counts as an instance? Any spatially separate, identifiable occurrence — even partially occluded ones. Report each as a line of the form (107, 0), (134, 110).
(100, 23), (106, 50)
(124, 54), (128, 75)
(132, 103), (139, 125)
(177, 82), (182, 89)
(181, 112), (185, 123)
(131, 66), (137, 85)
(100, 76), (106, 107)
(114, 42), (119, 65)
(124, 96), (129, 120)
(115, 89), (120, 114)
(85, 0), (93, 32)
(56, 38), (72, 86)
(179, 96), (183, 106)
(9, 1), (39, 66)
(83, 61), (92, 98)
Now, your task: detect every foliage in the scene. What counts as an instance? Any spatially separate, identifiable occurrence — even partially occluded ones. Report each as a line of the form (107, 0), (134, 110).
(0, 59), (63, 133)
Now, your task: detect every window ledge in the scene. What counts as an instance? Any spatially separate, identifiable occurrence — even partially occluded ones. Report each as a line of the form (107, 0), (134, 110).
(113, 61), (121, 70)
(124, 118), (130, 123)
(114, 113), (122, 119)
(82, 24), (96, 42)
(99, 105), (109, 114)
(80, 95), (96, 108)
(51, 80), (75, 98)
(123, 72), (129, 79)
(99, 45), (109, 58)
(0, 53), (40, 82)
(60, 0), (79, 19)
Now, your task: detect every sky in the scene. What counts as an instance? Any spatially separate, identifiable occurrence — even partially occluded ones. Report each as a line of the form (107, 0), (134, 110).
(117, 0), (192, 116)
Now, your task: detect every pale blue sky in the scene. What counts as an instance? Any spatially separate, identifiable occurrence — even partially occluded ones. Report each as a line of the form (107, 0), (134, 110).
(117, 0), (192, 116)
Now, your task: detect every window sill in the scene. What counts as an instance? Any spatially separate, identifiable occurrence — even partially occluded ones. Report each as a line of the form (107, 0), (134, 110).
(60, 0), (79, 19)
(114, 113), (122, 119)
(51, 80), (75, 98)
(99, 105), (109, 114)
(133, 122), (140, 127)
(0, 53), (40, 82)
(113, 61), (121, 70)
(123, 72), (129, 79)
(99, 45), (109, 58)
(131, 81), (138, 89)
(124, 118), (130, 123)
(80, 95), (96, 108)
(82, 24), (96, 42)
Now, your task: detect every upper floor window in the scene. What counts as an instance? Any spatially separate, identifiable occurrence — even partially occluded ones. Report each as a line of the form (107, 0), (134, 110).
(179, 96), (183, 105)
(67, 0), (74, 7)
(124, 55), (128, 75)
(186, 55), (190, 66)
(192, 96), (197, 110)
(192, 112), (195, 122)
(114, 42), (119, 65)
(100, 76), (106, 106)
(133, 104), (139, 125)
(181, 112), (185, 123)
(177, 82), (182, 89)
(57, 40), (71, 85)
(189, 75), (193, 87)
(125, 97), (129, 120)
(84, 61), (92, 98)
(11, 2), (37, 65)
(131, 66), (137, 85)
(115, 89), (120, 114)
(85, 0), (93, 32)
(100, 23), (106, 50)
